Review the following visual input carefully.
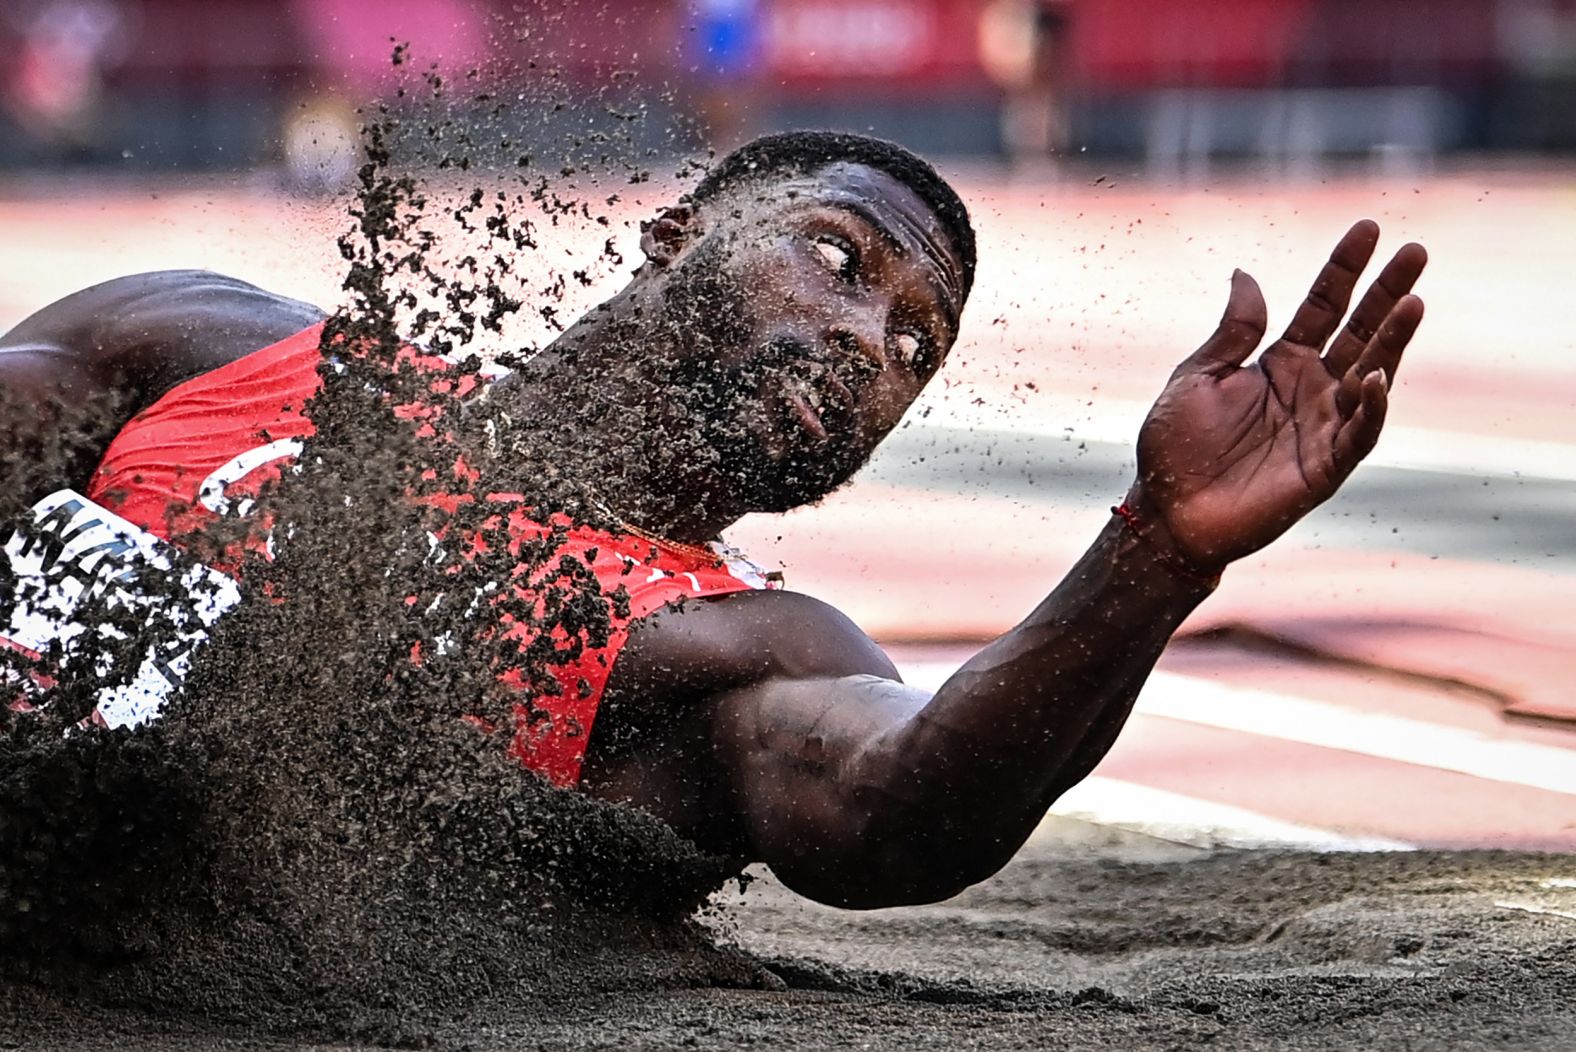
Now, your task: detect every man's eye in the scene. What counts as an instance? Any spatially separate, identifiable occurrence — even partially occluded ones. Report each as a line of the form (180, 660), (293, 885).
(892, 332), (926, 370)
(813, 236), (858, 281)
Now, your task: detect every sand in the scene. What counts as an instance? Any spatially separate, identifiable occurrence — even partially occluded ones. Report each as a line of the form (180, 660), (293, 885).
(3, 40), (1573, 1051)
(3, 821), (1573, 1050)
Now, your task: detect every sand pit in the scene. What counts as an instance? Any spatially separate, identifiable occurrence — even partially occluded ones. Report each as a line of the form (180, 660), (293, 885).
(3, 824), (1573, 1050)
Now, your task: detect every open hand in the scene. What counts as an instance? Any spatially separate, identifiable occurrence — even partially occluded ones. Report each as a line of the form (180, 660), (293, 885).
(1130, 220), (1426, 572)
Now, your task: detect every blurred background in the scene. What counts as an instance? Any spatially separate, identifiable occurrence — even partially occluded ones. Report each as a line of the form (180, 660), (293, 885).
(2, 0), (1573, 852)
(2, 0), (1575, 175)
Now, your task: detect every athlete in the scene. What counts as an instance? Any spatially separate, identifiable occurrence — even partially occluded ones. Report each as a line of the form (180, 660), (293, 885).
(0, 132), (1426, 908)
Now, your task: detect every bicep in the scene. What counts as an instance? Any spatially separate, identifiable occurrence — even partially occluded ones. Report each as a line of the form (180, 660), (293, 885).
(599, 587), (902, 743)
(590, 586), (910, 824)
(595, 590), (971, 905)
(714, 673), (929, 776)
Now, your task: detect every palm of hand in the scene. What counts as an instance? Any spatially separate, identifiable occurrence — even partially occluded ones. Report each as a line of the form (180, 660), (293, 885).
(1132, 223), (1427, 571)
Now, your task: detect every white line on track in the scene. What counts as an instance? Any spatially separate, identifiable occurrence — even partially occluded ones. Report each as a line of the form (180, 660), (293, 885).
(900, 660), (1576, 797)
(899, 659), (1413, 850)
(1495, 900), (1576, 922)
(914, 399), (1576, 484)
(1040, 775), (1413, 852)
(1137, 670), (1576, 797)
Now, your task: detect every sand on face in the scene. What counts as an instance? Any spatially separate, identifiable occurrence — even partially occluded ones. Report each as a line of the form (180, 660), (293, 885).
(3, 101), (1574, 1050)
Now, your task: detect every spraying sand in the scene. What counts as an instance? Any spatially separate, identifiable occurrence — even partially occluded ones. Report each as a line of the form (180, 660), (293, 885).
(1, 37), (1570, 1052)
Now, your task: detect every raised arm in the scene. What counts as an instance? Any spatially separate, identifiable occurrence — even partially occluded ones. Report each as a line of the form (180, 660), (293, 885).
(591, 221), (1426, 909)
(0, 270), (325, 500)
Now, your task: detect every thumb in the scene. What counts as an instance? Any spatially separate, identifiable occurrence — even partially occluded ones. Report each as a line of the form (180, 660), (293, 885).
(1176, 269), (1268, 378)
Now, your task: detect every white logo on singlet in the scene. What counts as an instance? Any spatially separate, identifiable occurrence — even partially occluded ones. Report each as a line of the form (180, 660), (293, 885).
(196, 437), (305, 516)
(2, 489), (241, 728)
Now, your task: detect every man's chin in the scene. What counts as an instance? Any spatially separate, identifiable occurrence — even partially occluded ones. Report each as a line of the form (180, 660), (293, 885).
(744, 485), (824, 515)
(703, 406), (868, 513)
(725, 449), (861, 514)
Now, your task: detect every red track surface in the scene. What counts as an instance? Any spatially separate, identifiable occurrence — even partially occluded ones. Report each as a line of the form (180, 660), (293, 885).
(4, 167), (1572, 849)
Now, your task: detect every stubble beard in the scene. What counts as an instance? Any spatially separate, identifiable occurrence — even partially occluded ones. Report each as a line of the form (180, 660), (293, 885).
(656, 239), (872, 515)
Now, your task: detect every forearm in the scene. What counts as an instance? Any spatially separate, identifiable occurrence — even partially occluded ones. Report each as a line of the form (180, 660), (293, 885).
(860, 514), (1215, 865)
(730, 513), (1218, 908)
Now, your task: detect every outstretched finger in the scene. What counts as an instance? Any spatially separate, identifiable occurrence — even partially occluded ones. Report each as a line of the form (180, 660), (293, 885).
(1350, 293), (1424, 389)
(1325, 242), (1428, 376)
(1280, 220), (1379, 350)
(1333, 371), (1389, 472)
(1176, 269), (1268, 378)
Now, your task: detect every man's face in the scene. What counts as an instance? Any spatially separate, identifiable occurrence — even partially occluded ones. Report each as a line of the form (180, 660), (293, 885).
(651, 162), (967, 513)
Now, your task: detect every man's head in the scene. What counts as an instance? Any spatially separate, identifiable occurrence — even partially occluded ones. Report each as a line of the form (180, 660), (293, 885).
(624, 131), (975, 515)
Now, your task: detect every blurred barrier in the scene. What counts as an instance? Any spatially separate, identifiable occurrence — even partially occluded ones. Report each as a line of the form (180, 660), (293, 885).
(2, 0), (1574, 174)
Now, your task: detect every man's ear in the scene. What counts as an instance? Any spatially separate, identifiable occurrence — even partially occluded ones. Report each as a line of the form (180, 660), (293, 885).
(638, 204), (698, 268)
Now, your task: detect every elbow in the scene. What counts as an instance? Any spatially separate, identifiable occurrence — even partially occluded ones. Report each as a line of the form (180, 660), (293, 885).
(771, 834), (1011, 910)
(766, 787), (1020, 909)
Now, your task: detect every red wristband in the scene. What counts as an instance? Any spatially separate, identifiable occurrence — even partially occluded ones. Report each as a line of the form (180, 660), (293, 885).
(1111, 503), (1221, 587)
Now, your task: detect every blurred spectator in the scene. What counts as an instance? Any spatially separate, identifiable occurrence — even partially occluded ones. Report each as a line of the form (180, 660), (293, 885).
(980, 0), (1072, 167)
(2, 0), (130, 159)
(280, 93), (360, 192)
(688, 0), (765, 150)
(2, 0), (1574, 176)
(286, 0), (490, 92)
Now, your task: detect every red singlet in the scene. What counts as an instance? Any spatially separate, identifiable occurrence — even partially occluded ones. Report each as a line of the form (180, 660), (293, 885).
(86, 323), (777, 787)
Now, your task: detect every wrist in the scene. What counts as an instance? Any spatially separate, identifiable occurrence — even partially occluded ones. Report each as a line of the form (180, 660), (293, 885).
(1113, 487), (1223, 588)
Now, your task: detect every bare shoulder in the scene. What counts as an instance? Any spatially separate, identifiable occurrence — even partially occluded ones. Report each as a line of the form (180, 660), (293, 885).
(2, 269), (325, 397)
(1, 271), (323, 495)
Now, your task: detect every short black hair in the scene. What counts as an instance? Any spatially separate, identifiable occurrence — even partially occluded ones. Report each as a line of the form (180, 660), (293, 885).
(688, 131), (977, 300)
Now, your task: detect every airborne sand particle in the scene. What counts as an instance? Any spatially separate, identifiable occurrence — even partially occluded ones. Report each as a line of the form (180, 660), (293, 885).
(0, 39), (772, 1044)
(4, 29), (1575, 1052)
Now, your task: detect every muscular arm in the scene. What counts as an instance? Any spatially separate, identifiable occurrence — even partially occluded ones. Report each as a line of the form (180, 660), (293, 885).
(588, 221), (1427, 910)
(0, 270), (324, 499)
(729, 527), (1209, 908)
(591, 520), (1208, 909)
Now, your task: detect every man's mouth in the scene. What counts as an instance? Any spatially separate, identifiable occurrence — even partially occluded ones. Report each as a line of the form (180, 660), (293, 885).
(736, 340), (860, 453)
(777, 365), (857, 445)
